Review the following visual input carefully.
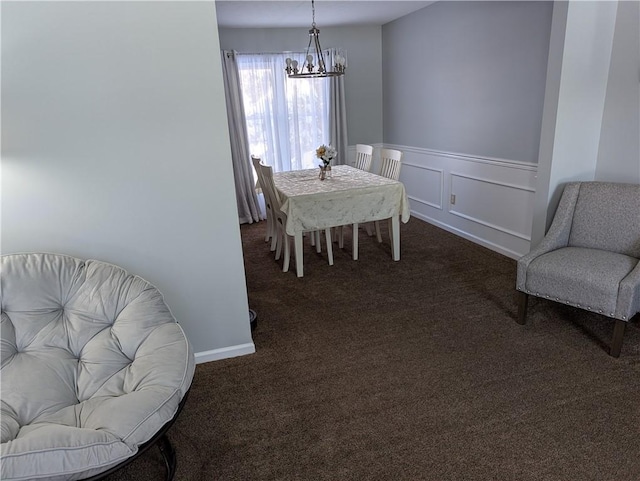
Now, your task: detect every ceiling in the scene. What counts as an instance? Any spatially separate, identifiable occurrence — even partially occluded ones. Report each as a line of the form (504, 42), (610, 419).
(215, 1), (436, 28)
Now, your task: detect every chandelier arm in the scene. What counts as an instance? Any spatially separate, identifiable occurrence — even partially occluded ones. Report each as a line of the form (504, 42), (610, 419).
(313, 31), (326, 73)
(304, 33), (315, 72)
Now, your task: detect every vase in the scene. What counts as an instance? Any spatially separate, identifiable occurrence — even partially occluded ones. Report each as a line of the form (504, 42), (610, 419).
(319, 166), (327, 181)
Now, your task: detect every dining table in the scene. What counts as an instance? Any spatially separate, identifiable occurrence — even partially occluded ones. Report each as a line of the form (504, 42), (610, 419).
(273, 164), (411, 277)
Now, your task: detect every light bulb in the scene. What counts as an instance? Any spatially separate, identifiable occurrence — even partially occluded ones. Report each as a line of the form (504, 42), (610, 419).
(286, 57), (292, 66)
(306, 54), (314, 63)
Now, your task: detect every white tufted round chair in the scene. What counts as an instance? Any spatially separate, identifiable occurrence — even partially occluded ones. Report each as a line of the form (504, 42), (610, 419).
(0, 253), (195, 481)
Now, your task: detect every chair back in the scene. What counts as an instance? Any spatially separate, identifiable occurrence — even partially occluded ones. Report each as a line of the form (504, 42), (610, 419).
(251, 155), (264, 190)
(378, 148), (403, 180)
(568, 182), (640, 258)
(258, 163), (282, 209)
(354, 144), (373, 172)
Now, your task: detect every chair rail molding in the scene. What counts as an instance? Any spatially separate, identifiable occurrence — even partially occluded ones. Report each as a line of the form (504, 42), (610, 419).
(349, 144), (538, 259)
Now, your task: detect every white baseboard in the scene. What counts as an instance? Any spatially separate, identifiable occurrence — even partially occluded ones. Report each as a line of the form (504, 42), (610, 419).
(411, 212), (522, 260)
(194, 342), (256, 364)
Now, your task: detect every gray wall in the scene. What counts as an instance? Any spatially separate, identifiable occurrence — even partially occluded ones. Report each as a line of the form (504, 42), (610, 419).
(596, 0), (640, 183)
(218, 26), (383, 146)
(1, 1), (254, 356)
(382, 1), (553, 164)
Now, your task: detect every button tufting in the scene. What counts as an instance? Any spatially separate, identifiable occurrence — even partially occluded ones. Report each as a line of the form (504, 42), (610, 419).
(2, 252), (194, 480)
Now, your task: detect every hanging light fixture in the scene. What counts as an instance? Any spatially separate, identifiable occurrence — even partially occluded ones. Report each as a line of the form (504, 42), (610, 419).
(285, 0), (347, 78)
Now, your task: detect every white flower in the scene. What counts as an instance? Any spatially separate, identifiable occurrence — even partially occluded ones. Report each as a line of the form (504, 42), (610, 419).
(316, 144), (337, 165)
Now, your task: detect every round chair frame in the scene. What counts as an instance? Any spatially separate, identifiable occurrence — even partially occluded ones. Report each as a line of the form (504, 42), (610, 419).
(82, 390), (190, 481)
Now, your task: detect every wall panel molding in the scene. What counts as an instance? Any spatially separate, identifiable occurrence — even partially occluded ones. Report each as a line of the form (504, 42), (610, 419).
(449, 172), (535, 241)
(348, 143), (539, 259)
(404, 164), (444, 210)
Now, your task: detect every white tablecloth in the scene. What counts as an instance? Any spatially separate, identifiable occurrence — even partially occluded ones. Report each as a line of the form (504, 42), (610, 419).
(273, 165), (410, 236)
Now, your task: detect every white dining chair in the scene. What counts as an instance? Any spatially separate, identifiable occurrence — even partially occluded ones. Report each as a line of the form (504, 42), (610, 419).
(251, 155), (277, 251)
(259, 163), (334, 273)
(354, 144), (373, 172)
(374, 148), (403, 244)
(378, 148), (403, 181)
(334, 144), (375, 256)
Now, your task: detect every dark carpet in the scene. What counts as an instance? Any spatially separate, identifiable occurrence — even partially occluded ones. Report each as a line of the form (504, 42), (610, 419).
(108, 218), (640, 481)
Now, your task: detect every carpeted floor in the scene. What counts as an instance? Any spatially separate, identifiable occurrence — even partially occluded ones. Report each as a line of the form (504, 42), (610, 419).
(109, 217), (640, 481)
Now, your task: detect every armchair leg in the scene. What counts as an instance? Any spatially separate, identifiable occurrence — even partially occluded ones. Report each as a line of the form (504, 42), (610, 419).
(517, 291), (528, 325)
(609, 319), (626, 358)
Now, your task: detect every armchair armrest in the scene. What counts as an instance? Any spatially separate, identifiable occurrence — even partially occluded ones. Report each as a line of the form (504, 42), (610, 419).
(516, 182), (582, 291)
(617, 259), (640, 321)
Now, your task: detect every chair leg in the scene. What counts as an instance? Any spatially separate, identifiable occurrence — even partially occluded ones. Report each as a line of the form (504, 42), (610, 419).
(609, 319), (626, 358)
(324, 229), (334, 266)
(365, 222), (374, 236)
(374, 221), (383, 243)
(516, 291), (528, 325)
(282, 234), (291, 273)
(274, 223), (284, 261)
(332, 226), (344, 247)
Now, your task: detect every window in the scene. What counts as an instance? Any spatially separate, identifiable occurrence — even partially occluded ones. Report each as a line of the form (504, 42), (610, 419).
(236, 52), (331, 172)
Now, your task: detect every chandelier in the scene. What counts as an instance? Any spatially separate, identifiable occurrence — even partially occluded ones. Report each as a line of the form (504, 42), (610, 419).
(285, 0), (347, 78)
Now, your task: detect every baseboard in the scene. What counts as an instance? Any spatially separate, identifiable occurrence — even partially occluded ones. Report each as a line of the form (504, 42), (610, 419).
(194, 342), (256, 364)
(411, 212), (523, 260)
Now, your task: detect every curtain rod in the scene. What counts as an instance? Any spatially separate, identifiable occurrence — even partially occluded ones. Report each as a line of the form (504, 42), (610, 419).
(225, 50), (331, 58)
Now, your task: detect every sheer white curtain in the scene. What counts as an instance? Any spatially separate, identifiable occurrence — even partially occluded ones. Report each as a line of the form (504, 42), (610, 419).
(236, 52), (332, 172)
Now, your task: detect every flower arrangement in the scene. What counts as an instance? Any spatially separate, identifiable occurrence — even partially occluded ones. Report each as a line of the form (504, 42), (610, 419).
(316, 144), (337, 168)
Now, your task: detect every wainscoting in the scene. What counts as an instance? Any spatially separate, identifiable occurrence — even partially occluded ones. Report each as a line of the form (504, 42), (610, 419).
(348, 144), (538, 259)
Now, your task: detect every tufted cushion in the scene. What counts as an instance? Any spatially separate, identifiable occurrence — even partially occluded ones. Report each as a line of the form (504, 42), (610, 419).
(524, 247), (639, 317)
(1, 253), (195, 481)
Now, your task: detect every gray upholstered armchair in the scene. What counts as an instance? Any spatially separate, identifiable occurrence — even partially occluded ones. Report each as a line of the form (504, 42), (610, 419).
(516, 181), (640, 357)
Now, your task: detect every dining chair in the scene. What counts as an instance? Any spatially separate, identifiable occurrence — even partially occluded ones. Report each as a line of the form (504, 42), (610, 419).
(374, 148), (403, 245)
(259, 163), (334, 273)
(354, 144), (373, 172)
(378, 148), (403, 181)
(334, 144), (375, 253)
(251, 155), (276, 251)
(254, 156), (324, 252)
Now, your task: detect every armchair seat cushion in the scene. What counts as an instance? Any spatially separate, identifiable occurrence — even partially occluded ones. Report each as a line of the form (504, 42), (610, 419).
(524, 247), (638, 317)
